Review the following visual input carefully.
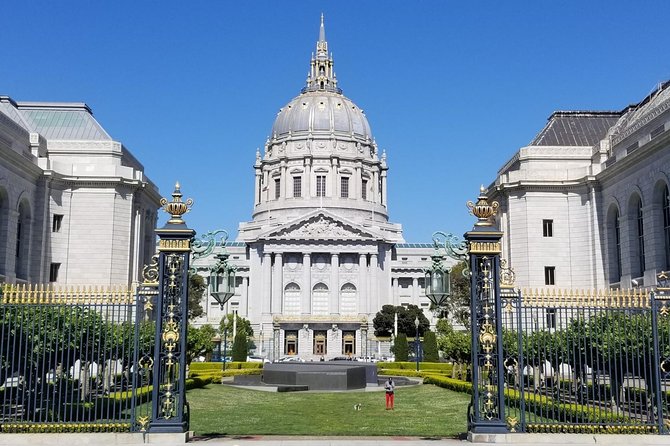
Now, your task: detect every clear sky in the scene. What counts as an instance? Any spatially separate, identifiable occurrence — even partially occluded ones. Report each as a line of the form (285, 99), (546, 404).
(4, 1), (670, 242)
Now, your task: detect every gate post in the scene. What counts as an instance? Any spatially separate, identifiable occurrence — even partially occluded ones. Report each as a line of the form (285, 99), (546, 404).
(465, 187), (507, 434)
(149, 183), (194, 433)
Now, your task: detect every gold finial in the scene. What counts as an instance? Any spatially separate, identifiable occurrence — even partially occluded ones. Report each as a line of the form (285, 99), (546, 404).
(466, 185), (499, 227)
(160, 182), (194, 225)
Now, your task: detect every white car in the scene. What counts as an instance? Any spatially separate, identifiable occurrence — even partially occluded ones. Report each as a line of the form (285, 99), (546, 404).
(247, 355), (270, 363)
(276, 356), (305, 363)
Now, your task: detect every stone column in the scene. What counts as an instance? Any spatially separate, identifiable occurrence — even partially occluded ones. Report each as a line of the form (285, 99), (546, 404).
(302, 253), (311, 314)
(369, 253), (378, 314)
(241, 276), (249, 318)
(354, 165), (361, 201)
(381, 170), (388, 207)
(280, 160), (287, 199)
(330, 253), (339, 314)
(392, 277), (399, 306)
(412, 277), (419, 306)
(358, 253), (367, 314)
(331, 157), (339, 198)
(304, 157), (312, 197)
(372, 170), (379, 204)
(254, 167), (262, 204)
(272, 253), (283, 314)
(262, 252), (272, 315)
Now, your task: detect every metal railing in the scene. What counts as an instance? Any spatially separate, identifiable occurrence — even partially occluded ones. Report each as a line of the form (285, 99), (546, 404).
(500, 287), (670, 434)
(0, 284), (155, 433)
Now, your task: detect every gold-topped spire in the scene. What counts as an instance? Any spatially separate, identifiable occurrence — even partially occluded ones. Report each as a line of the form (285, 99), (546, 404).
(305, 14), (340, 93)
(160, 182), (194, 225)
(466, 185), (499, 227)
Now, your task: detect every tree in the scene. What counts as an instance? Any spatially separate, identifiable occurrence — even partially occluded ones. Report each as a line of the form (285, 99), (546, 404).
(436, 319), (471, 379)
(393, 333), (409, 361)
(434, 260), (471, 329)
(422, 330), (439, 362)
(186, 324), (217, 365)
(219, 313), (254, 339)
(188, 273), (206, 320)
(231, 330), (248, 362)
(373, 304), (430, 337)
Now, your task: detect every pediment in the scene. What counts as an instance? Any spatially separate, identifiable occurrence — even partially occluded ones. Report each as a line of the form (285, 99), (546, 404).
(263, 212), (376, 240)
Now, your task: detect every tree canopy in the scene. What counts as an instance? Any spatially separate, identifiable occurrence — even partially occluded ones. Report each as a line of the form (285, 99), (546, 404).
(373, 304), (429, 337)
(188, 273), (207, 320)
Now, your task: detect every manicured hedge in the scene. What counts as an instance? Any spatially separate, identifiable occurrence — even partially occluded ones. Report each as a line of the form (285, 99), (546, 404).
(191, 368), (262, 382)
(190, 361), (263, 372)
(423, 374), (633, 426)
(378, 362), (454, 375)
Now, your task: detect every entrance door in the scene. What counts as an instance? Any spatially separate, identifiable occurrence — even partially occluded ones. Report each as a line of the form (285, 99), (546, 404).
(342, 331), (355, 356)
(313, 331), (327, 356)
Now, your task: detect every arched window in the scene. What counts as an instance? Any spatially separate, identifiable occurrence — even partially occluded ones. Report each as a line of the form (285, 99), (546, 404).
(663, 184), (670, 269)
(312, 283), (329, 315)
(629, 195), (645, 278)
(283, 283), (301, 315)
(340, 283), (357, 314)
(636, 199), (645, 277)
(15, 199), (31, 280)
(607, 206), (622, 283)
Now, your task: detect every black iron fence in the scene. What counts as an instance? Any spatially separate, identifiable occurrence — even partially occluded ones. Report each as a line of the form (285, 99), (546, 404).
(0, 284), (155, 433)
(500, 287), (670, 434)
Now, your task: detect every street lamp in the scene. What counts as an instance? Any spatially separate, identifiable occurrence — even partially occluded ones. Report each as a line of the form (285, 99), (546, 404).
(210, 252), (236, 371)
(424, 253), (450, 307)
(414, 316), (420, 372)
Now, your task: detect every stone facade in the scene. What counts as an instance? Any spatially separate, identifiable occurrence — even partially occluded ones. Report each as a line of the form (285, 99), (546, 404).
(0, 96), (160, 286)
(490, 81), (670, 291)
(191, 18), (457, 361)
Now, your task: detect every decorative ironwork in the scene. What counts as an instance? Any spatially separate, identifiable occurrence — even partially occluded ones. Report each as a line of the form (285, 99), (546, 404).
(500, 259), (515, 288)
(432, 231), (468, 262)
(0, 284), (151, 433)
(191, 229), (229, 263)
(160, 182), (193, 226)
(150, 181), (193, 433)
(466, 185), (499, 227)
(142, 254), (160, 285)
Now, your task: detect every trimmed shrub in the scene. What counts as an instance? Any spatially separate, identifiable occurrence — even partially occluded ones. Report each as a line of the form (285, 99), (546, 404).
(394, 333), (409, 362)
(231, 332), (248, 362)
(422, 331), (439, 362)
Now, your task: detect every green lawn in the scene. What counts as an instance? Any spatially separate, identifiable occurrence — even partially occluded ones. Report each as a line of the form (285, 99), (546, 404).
(187, 383), (470, 437)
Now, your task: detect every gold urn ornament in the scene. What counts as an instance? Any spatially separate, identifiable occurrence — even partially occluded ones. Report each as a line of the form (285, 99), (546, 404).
(160, 182), (194, 225)
(467, 185), (499, 227)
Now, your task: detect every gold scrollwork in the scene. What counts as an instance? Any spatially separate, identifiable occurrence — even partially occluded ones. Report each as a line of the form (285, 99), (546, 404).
(500, 258), (516, 287)
(137, 416), (149, 432)
(142, 254), (159, 285)
(507, 416), (519, 432)
(479, 322), (496, 353)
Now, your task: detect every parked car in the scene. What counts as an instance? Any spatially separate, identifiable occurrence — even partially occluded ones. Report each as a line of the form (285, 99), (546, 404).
(276, 356), (305, 363)
(247, 355), (270, 363)
(356, 356), (378, 363)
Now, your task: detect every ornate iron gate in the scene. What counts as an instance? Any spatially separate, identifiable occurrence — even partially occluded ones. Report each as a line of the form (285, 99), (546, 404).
(0, 283), (155, 433)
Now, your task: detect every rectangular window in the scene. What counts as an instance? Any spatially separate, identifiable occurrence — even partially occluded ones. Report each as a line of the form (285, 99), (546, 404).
(546, 308), (556, 329)
(362, 179), (368, 200)
(52, 214), (63, 233)
(341, 177), (349, 198)
(316, 175), (326, 197)
(49, 263), (60, 282)
(542, 219), (553, 237)
(544, 266), (555, 285)
(651, 125), (664, 139)
(274, 178), (281, 199)
(293, 176), (301, 198)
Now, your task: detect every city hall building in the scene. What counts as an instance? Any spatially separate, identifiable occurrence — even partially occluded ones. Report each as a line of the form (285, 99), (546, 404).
(191, 18), (447, 360)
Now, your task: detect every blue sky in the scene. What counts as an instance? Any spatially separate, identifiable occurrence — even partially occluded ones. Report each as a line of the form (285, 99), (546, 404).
(3, 1), (670, 242)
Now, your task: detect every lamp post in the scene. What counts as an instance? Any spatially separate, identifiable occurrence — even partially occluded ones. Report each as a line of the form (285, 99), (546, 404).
(210, 252), (236, 371)
(414, 316), (420, 372)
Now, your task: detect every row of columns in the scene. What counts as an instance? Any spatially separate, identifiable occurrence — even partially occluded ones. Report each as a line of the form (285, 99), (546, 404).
(260, 251), (379, 315)
(253, 158), (387, 205)
(391, 277), (422, 306)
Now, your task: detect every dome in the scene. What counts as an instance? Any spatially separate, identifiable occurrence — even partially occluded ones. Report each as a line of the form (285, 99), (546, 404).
(271, 91), (373, 143)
